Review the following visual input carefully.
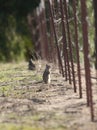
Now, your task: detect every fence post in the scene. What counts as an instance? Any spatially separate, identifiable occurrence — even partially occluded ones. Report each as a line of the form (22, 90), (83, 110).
(59, 0), (71, 83)
(73, 0), (82, 98)
(80, 0), (94, 121)
(64, 0), (76, 92)
(48, 0), (64, 77)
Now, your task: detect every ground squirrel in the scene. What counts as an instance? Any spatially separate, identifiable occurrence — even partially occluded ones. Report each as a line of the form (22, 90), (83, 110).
(43, 64), (51, 84)
(28, 58), (36, 70)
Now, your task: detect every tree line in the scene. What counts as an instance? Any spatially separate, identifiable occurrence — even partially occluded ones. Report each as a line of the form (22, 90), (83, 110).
(0, 0), (40, 62)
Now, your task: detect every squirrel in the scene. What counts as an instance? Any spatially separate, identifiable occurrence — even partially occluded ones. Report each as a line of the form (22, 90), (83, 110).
(43, 64), (51, 84)
(28, 58), (36, 70)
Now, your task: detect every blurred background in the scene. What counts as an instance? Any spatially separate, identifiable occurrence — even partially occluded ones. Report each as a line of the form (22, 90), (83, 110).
(0, 0), (40, 62)
(0, 0), (96, 67)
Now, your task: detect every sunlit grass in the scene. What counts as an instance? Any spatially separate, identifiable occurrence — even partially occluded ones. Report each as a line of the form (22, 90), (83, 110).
(0, 62), (69, 130)
(0, 123), (43, 130)
(0, 62), (42, 98)
(0, 123), (68, 130)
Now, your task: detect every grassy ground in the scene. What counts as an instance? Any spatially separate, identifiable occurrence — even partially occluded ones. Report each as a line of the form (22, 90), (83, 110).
(0, 61), (66, 130)
(0, 61), (97, 130)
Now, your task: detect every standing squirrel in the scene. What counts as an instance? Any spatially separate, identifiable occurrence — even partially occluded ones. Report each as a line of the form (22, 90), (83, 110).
(43, 64), (51, 84)
(28, 58), (36, 70)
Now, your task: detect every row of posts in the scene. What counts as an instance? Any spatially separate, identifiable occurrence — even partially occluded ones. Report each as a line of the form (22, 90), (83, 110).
(30, 0), (94, 121)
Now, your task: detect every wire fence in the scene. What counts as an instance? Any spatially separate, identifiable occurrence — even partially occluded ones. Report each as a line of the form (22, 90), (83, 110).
(29, 0), (97, 122)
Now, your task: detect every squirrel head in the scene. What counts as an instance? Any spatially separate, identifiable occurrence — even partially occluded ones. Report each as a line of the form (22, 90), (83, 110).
(46, 64), (51, 70)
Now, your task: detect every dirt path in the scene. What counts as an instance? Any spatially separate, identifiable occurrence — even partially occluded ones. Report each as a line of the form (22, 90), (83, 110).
(0, 61), (97, 130)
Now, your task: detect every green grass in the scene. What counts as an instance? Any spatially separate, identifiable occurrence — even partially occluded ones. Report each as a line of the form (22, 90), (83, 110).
(0, 123), (43, 130)
(0, 62), (70, 130)
(0, 62), (42, 97)
(0, 123), (69, 130)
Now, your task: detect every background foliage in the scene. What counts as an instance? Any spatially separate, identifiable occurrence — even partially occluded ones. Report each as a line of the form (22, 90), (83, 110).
(0, 0), (94, 63)
(0, 0), (40, 62)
